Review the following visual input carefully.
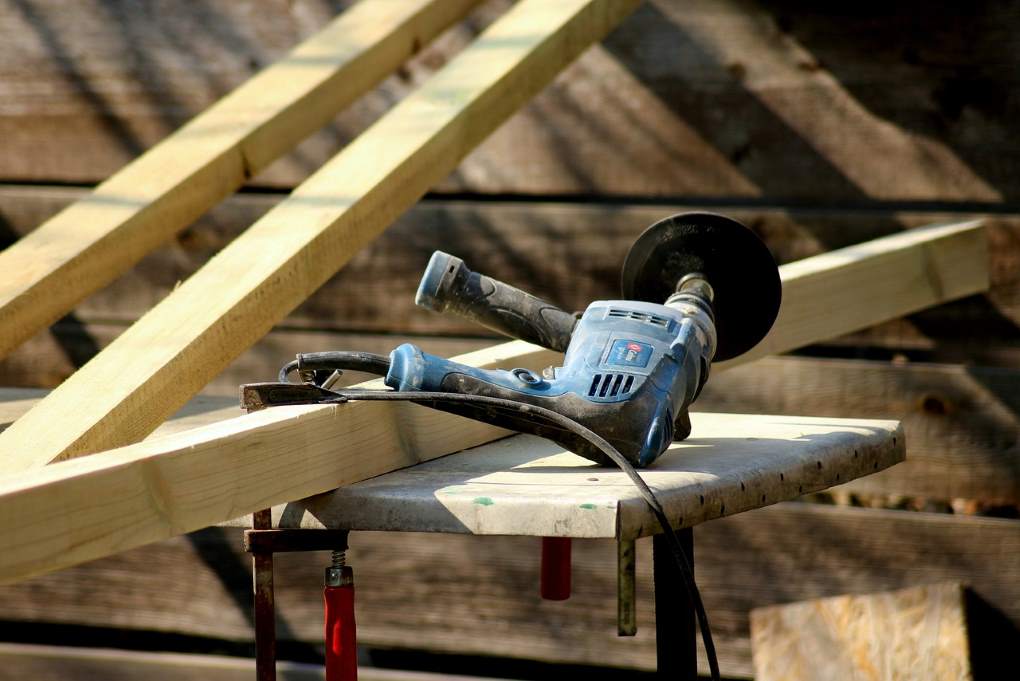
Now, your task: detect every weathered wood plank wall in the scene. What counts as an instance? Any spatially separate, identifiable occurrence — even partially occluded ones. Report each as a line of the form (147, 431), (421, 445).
(0, 0), (1018, 678)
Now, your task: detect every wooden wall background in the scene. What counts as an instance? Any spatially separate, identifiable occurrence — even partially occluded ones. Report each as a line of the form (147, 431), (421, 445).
(0, 0), (1018, 679)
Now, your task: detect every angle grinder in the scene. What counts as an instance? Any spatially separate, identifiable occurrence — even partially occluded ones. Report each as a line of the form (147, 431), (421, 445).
(378, 211), (779, 466)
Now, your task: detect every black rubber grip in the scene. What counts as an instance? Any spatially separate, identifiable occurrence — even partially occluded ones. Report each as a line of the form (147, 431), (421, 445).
(415, 251), (576, 352)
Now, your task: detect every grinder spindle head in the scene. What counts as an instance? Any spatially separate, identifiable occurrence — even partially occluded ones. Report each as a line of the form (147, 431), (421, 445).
(621, 212), (782, 362)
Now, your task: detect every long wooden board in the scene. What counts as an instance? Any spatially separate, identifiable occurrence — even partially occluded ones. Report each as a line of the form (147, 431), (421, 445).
(717, 220), (988, 369)
(0, 220), (988, 583)
(10, 330), (1020, 508)
(0, 505), (1015, 679)
(0, 0), (642, 468)
(0, 0), (481, 360)
(1, 1), (1017, 204)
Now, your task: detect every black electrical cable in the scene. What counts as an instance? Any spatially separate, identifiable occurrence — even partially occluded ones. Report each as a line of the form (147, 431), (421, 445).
(278, 351), (392, 383)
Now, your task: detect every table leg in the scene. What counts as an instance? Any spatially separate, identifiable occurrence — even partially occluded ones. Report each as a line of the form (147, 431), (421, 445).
(252, 509), (276, 681)
(653, 528), (696, 679)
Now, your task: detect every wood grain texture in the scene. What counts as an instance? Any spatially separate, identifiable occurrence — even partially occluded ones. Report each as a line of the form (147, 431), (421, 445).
(0, 1), (1017, 203)
(0, 0), (481, 359)
(9, 344), (1019, 507)
(750, 583), (972, 681)
(223, 413), (902, 539)
(0, 505), (1015, 679)
(3, 187), (1014, 366)
(717, 220), (988, 370)
(0, 643), (508, 681)
(0, 0), (641, 468)
(0, 341), (557, 585)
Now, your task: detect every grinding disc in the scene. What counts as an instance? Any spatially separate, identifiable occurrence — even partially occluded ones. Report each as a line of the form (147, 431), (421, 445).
(621, 212), (781, 362)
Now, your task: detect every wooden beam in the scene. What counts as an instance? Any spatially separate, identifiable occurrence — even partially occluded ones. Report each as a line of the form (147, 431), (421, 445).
(0, 220), (987, 583)
(718, 219), (988, 371)
(0, 342), (545, 584)
(0, 0), (642, 468)
(0, 0), (481, 359)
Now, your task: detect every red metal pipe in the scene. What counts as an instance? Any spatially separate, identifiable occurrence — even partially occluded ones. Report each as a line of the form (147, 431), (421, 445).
(540, 536), (572, 600)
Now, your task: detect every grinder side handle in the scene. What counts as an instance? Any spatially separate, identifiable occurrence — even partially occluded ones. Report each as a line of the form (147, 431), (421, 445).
(416, 251), (576, 352)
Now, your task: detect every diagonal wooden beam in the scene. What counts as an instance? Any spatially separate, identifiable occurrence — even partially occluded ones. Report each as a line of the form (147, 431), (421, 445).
(0, 0), (481, 360)
(0, 0), (643, 471)
(717, 218), (988, 370)
(0, 220), (986, 584)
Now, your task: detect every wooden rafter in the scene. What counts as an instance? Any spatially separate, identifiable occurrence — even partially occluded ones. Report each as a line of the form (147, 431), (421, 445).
(0, 220), (986, 584)
(0, 0), (481, 359)
(0, 0), (643, 470)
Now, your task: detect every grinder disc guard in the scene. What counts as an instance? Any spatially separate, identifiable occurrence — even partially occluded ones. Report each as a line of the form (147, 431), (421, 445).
(621, 212), (781, 362)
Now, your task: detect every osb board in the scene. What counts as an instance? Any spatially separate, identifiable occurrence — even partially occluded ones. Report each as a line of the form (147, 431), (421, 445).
(1, 188), (1016, 366)
(226, 413), (902, 539)
(0, 1), (1017, 202)
(750, 582), (972, 681)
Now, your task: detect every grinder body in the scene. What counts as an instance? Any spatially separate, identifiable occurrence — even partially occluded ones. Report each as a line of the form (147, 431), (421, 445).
(387, 291), (716, 467)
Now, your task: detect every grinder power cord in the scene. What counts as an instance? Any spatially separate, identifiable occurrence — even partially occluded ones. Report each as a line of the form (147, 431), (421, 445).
(246, 212), (783, 680)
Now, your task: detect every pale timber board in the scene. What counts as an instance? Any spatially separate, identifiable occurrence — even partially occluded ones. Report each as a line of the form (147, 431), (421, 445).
(10, 346), (1019, 506)
(0, 0), (642, 469)
(718, 219), (989, 370)
(0, 218), (983, 582)
(0, 343), (545, 585)
(229, 413), (902, 539)
(0, 0), (481, 359)
(0, 643), (509, 681)
(750, 583), (972, 681)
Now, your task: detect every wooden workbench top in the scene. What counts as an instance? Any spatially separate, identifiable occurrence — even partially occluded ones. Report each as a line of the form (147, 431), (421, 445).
(228, 412), (903, 540)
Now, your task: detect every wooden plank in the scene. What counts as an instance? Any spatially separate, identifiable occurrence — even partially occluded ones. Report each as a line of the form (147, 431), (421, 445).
(0, 505), (1015, 679)
(1, 1), (1017, 204)
(0, 0), (642, 468)
(230, 413), (902, 538)
(8, 349), (1017, 506)
(5, 187), (1013, 365)
(718, 220), (988, 370)
(0, 0), (481, 360)
(0, 218), (987, 582)
(0, 341), (556, 585)
(0, 643), (509, 681)
(750, 583), (972, 681)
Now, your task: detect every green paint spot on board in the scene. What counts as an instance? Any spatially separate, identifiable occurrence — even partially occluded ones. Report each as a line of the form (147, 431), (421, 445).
(579, 503), (597, 510)
(474, 497), (494, 506)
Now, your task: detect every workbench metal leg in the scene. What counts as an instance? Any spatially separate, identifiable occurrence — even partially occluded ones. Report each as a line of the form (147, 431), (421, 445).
(653, 528), (696, 680)
(618, 538), (637, 636)
(252, 509), (276, 681)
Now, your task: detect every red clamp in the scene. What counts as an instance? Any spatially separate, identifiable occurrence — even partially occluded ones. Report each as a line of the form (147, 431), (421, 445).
(324, 551), (357, 681)
(540, 536), (572, 600)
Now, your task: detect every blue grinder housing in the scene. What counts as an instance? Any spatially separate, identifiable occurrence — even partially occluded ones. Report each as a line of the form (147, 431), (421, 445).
(387, 297), (715, 467)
